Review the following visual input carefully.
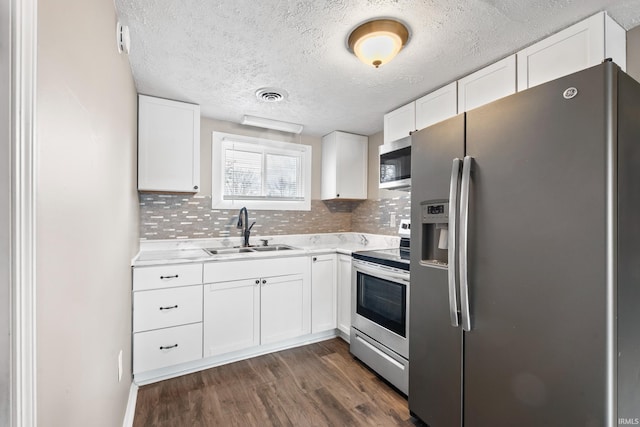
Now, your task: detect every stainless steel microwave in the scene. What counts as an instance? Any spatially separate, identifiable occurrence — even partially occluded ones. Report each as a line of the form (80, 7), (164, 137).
(379, 136), (411, 191)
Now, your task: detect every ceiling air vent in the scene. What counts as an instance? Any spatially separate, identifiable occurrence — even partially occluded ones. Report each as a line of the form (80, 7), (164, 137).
(255, 87), (288, 103)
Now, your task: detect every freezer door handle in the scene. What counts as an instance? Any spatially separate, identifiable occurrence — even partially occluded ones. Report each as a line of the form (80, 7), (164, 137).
(459, 156), (473, 331)
(447, 158), (462, 327)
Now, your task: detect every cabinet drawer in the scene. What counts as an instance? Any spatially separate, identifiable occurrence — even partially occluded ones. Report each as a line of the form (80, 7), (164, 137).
(133, 263), (202, 291)
(133, 285), (203, 332)
(133, 323), (202, 374)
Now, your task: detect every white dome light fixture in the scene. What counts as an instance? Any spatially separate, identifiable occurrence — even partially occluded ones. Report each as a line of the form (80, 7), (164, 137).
(348, 19), (410, 68)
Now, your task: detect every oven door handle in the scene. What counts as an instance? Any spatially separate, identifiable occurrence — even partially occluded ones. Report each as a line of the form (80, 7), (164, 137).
(353, 262), (410, 283)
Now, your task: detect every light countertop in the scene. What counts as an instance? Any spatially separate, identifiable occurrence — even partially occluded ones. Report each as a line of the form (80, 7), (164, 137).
(133, 232), (399, 267)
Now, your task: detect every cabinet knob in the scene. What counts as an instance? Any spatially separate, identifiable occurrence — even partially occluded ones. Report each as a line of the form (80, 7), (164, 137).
(193, 185), (199, 190)
(336, 194), (340, 198)
(313, 257), (317, 262)
(255, 279), (260, 285)
(262, 279), (267, 284)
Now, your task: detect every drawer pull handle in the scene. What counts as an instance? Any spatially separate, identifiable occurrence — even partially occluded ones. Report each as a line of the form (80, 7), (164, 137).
(159, 305), (178, 311)
(159, 344), (178, 350)
(160, 275), (179, 279)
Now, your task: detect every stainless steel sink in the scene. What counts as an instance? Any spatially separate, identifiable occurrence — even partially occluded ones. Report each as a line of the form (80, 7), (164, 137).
(205, 247), (256, 255)
(252, 245), (295, 252)
(205, 244), (296, 256)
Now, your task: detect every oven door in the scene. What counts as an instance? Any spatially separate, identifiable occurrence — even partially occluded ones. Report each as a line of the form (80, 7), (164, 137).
(352, 259), (409, 359)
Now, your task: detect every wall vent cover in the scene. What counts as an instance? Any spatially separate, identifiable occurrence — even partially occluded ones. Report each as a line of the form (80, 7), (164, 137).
(255, 87), (287, 102)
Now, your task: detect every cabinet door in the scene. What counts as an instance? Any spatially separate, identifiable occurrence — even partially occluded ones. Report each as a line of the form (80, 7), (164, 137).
(203, 279), (260, 357)
(415, 82), (458, 130)
(337, 254), (352, 336)
(311, 254), (337, 333)
(517, 12), (626, 91)
(384, 102), (415, 144)
(138, 95), (200, 192)
(261, 274), (307, 344)
(336, 133), (368, 199)
(320, 132), (338, 200)
(458, 55), (516, 112)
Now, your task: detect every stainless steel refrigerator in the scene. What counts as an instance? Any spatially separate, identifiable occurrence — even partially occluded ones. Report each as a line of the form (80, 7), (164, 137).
(409, 61), (640, 427)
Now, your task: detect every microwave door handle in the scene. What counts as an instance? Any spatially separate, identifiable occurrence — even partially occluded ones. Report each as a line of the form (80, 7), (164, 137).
(447, 158), (461, 327)
(459, 156), (473, 331)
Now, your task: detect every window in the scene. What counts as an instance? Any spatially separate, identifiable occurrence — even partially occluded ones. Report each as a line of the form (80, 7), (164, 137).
(212, 132), (312, 210)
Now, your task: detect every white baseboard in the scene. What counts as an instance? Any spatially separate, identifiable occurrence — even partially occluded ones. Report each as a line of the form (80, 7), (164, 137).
(337, 328), (350, 343)
(122, 382), (138, 427)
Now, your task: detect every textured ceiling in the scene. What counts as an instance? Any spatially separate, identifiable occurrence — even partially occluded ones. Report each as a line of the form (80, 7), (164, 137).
(114, 0), (640, 136)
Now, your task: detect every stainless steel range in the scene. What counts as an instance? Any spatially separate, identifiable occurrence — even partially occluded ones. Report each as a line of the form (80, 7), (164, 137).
(351, 220), (410, 394)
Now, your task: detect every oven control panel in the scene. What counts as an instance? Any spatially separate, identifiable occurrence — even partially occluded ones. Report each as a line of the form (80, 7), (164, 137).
(398, 219), (411, 238)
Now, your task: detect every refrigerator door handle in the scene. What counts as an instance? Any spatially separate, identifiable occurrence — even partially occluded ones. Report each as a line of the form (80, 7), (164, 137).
(459, 156), (473, 331)
(447, 158), (462, 327)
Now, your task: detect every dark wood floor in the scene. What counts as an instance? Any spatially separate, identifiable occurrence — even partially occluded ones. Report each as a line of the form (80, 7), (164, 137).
(133, 338), (426, 426)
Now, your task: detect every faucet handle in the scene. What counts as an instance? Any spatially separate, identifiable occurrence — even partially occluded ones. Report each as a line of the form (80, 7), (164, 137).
(259, 238), (271, 246)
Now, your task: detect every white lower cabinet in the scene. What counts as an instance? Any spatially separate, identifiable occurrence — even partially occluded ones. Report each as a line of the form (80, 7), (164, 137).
(203, 256), (311, 357)
(311, 254), (337, 333)
(337, 254), (353, 336)
(133, 322), (203, 374)
(261, 274), (306, 344)
(133, 252), (359, 380)
(203, 279), (260, 357)
(132, 262), (204, 376)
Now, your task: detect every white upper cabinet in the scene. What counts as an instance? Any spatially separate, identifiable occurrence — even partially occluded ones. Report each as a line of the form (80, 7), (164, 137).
(321, 131), (368, 200)
(138, 95), (200, 193)
(458, 55), (517, 112)
(384, 102), (416, 144)
(517, 12), (626, 91)
(415, 82), (458, 130)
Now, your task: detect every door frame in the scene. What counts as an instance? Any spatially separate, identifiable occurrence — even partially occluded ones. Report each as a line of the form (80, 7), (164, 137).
(8, 0), (38, 425)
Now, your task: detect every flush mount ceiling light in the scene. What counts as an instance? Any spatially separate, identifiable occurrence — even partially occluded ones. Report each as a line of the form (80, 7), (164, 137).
(241, 115), (304, 134)
(348, 19), (410, 68)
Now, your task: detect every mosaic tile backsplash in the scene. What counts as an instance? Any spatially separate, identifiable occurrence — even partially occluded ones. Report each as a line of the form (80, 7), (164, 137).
(139, 193), (411, 240)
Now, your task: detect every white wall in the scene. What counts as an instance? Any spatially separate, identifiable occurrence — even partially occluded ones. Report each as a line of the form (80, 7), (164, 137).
(0, 0), (11, 424)
(198, 117), (323, 199)
(35, 0), (138, 425)
(628, 25), (640, 82)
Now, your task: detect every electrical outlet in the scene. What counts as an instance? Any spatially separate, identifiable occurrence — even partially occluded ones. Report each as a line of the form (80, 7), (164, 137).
(390, 213), (396, 228)
(118, 350), (123, 382)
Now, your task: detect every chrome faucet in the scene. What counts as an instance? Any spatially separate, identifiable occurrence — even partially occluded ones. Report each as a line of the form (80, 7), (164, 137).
(236, 207), (256, 247)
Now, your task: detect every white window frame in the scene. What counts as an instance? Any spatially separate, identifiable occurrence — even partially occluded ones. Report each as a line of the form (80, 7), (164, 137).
(212, 131), (312, 211)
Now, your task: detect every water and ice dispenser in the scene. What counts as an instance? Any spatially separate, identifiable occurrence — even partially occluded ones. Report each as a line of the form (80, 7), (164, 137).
(420, 200), (449, 268)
